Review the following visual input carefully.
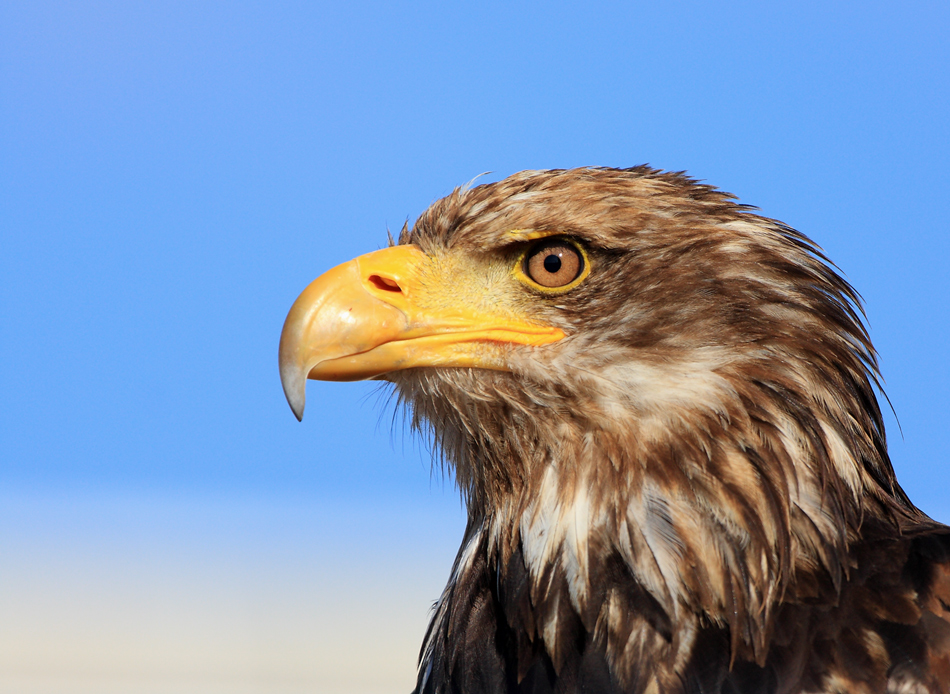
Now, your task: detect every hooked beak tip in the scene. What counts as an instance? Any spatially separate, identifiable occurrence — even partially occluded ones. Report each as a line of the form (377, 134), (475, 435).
(279, 360), (307, 422)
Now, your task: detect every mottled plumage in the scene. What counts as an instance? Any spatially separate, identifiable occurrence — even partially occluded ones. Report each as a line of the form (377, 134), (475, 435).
(280, 167), (950, 693)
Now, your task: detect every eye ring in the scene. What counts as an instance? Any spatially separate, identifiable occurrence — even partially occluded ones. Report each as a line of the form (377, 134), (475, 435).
(515, 237), (590, 293)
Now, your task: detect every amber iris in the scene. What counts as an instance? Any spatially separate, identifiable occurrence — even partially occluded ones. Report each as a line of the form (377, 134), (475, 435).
(525, 239), (583, 288)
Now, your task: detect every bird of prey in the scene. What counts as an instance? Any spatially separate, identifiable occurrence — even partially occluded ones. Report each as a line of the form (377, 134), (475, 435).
(278, 167), (950, 693)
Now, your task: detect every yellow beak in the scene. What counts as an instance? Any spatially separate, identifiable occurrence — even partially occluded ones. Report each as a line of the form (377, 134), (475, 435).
(278, 244), (565, 420)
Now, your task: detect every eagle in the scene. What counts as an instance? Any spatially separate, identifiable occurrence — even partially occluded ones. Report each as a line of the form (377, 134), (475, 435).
(278, 167), (950, 693)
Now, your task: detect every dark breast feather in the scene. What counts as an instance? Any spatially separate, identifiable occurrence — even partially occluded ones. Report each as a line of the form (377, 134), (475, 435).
(414, 524), (950, 694)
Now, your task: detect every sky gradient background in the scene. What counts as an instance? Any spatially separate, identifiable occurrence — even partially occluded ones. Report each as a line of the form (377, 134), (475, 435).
(2, 2), (949, 693)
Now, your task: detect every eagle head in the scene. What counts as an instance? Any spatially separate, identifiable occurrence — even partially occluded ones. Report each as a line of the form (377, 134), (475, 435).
(279, 168), (948, 693)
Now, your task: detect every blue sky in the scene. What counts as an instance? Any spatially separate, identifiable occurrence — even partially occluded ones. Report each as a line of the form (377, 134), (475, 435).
(2, 2), (948, 691)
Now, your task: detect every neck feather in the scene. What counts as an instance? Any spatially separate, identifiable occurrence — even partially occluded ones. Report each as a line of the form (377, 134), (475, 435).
(395, 362), (917, 686)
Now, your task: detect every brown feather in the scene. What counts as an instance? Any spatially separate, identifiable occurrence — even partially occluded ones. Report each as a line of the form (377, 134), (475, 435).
(382, 167), (949, 693)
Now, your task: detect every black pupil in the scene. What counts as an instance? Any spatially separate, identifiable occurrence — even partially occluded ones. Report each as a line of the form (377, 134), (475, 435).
(543, 253), (562, 273)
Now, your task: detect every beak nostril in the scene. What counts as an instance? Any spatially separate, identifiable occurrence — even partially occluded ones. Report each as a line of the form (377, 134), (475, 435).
(368, 274), (402, 293)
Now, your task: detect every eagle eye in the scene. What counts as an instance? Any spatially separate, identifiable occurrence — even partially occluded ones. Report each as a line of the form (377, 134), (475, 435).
(524, 239), (584, 289)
